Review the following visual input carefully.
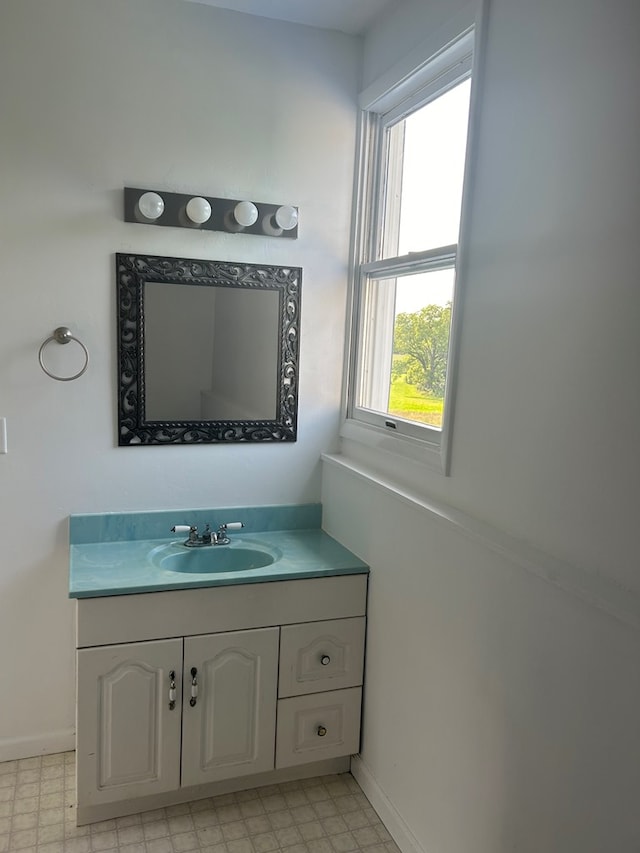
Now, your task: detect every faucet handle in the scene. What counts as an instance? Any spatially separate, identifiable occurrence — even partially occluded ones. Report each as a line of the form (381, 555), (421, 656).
(171, 524), (200, 545)
(216, 521), (244, 544)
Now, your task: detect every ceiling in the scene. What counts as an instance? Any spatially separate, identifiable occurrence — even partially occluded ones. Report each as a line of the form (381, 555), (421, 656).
(182, 0), (394, 36)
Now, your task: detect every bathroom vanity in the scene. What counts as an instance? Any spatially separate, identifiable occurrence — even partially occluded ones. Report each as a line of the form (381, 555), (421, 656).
(69, 506), (369, 825)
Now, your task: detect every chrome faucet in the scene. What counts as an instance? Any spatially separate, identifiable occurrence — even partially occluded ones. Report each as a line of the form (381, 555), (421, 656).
(170, 522), (244, 547)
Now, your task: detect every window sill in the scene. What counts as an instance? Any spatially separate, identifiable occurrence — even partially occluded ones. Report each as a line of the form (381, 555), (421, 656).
(339, 417), (447, 475)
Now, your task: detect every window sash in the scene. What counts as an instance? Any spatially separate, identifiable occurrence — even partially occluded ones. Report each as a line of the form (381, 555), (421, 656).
(362, 245), (458, 277)
(352, 252), (458, 442)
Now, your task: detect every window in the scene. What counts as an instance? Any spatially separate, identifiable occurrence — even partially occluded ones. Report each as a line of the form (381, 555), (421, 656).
(345, 29), (475, 471)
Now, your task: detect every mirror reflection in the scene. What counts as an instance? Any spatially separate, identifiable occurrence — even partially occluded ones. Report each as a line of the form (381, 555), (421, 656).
(116, 253), (301, 445)
(144, 283), (280, 422)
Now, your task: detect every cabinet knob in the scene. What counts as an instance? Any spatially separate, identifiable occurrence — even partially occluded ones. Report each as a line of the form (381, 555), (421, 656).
(317, 725), (327, 737)
(190, 667), (198, 707)
(168, 670), (176, 710)
(320, 655), (331, 666)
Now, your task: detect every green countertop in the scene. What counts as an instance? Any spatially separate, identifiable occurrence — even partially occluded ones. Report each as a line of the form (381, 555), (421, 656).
(70, 529), (369, 598)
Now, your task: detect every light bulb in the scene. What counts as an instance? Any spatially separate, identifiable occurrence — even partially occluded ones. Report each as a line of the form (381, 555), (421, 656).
(233, 201), (258, 227)
(274, 205), (298, 231)
(185, 196), (212, 224)
(137, 191), (164, 221)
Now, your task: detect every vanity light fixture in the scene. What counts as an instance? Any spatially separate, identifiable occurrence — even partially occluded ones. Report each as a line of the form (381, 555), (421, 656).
(124, 188), (299, 239)
(185, 196), (212, 225)
(136, 191), (165, 221)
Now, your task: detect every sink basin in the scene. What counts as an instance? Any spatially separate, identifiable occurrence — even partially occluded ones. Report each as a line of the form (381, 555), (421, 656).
(150, 543), (276, 574)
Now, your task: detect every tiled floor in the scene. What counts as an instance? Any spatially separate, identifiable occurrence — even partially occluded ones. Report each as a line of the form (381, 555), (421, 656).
(0, 753), (398, 853)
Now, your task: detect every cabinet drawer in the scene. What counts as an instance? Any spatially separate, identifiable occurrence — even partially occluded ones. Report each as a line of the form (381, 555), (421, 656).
(279, 617), (365, 698)
(275, 687), (362, 768)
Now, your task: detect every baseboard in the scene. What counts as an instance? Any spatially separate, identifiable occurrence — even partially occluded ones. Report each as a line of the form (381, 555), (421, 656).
(351, 755), (426, 853)
(0, 729), (75, 763)
(77, 757), (350, 825)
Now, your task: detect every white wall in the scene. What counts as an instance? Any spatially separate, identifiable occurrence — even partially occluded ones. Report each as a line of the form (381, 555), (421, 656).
(0, 0), (359, 757)
(352, 0), (640, 594)
(323, 465), (640, 853)
(323, 0), (640, 851)
(362, 0), (470, 89)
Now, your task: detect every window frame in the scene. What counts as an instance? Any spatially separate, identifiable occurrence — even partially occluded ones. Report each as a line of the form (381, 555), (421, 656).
(342, 23), (480, 475)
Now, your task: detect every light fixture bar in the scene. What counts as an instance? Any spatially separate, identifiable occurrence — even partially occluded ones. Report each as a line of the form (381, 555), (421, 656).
(124, 187), (299, 239)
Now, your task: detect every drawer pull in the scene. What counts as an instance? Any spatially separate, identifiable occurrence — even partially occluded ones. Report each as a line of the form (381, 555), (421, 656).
(169, 671), (177, 710)
(320, 655), (331, 666)
(190, 667), (198, 707)
(317, 725), (327, 737)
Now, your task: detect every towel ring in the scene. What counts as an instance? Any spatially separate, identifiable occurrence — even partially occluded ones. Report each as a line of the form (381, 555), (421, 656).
(38, 326), (89, 381)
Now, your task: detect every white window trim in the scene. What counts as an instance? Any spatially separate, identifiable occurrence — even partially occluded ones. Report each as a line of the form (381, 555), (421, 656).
(341, 1), (488, 476)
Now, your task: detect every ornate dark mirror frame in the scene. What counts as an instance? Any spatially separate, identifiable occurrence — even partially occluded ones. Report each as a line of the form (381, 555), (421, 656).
(116, 253), (301, 445)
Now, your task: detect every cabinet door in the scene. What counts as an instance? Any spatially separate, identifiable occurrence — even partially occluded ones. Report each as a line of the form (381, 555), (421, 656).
(182, 627), (279, 787)
(77, 638), (182, 807)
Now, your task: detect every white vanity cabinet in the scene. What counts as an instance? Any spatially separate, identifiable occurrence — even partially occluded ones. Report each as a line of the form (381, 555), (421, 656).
(75, 574), (367, 824)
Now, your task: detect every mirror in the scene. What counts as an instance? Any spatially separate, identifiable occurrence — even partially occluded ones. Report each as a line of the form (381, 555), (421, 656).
(116, 253), (301, 445)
